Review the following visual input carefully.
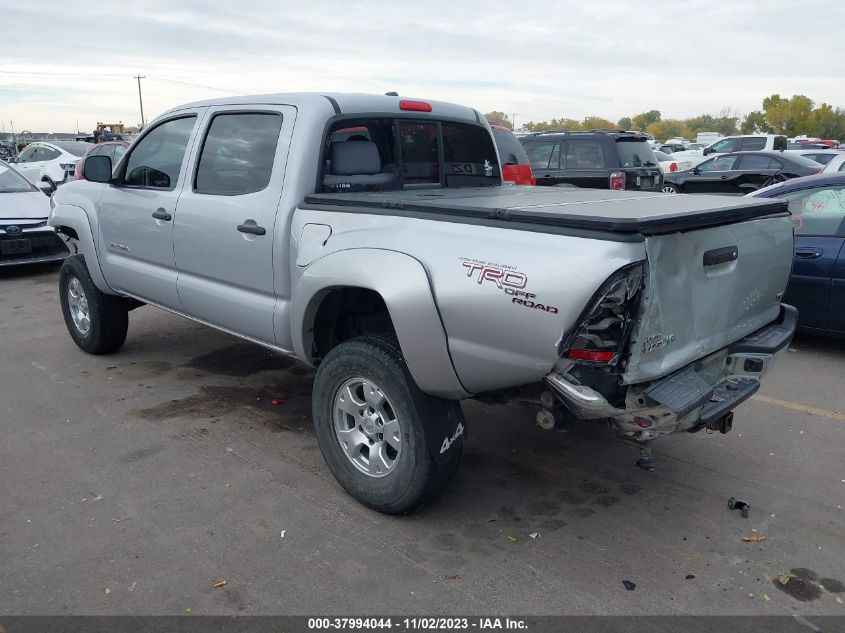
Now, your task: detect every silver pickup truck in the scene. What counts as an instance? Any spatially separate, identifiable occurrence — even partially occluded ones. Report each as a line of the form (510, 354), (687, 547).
(49, 93), (796, 513)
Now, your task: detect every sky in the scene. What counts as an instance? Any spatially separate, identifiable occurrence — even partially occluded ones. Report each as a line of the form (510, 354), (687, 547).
(2, 0), (844, 133)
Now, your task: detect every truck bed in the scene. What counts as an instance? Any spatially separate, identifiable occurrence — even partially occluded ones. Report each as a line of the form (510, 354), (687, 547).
(303, 186), (788, 236)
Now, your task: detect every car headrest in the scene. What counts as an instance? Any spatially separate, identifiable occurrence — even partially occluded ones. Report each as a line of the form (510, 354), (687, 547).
(330, 141), (381, 176)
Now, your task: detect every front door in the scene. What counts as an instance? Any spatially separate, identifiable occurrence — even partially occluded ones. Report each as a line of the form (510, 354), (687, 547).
(684, 154), (740, 193)
(98, 112), (203, 309)
(173, 106), (294, 345)
(779, 184), (845, 330)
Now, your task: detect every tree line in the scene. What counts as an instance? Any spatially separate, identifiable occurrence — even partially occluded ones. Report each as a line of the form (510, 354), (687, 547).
(485, 94), (845, 140)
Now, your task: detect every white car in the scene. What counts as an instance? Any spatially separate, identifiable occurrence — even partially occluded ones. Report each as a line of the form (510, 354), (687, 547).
(821, 153), (845, 173)
(671, 134), (788, 167)
(785, 149), (843, 166)
(13, 141), (92, 188)
(654, 150), (692, 174)
(0, 160), (70, 265)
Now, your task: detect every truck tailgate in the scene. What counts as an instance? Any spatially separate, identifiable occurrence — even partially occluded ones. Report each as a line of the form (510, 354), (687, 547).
(623, 215), (794, 384)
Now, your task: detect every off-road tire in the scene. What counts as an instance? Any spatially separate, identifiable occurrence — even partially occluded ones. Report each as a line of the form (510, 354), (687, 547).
(59, 255), (128, 354)
(312, 336), (463, 514)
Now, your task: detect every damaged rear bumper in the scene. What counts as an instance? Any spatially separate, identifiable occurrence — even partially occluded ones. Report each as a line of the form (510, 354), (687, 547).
(545, 304), (797, 441)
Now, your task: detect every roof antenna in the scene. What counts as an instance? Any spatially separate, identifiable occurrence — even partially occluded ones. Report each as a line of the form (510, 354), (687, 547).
(385, 91), (398, 96)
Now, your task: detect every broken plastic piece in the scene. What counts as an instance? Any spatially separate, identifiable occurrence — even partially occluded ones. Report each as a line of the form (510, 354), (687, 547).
(728, 496), (751, 518)
(622, 580), (636, 591)
(213, 580), (227, 588)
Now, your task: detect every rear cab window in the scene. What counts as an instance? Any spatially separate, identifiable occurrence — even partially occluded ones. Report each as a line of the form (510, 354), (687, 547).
(616, 139), (658, 168)
(740, 137), (766, 151)
(321, 118), (500, 192)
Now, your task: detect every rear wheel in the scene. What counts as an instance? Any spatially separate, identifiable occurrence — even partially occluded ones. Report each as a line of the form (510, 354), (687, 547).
(662, 183), (680, 194)
(312, 336), (463, 513)
(59, 255), (128, 354)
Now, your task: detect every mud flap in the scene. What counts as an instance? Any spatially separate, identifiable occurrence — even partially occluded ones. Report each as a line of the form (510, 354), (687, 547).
(417, 392), (466, 466)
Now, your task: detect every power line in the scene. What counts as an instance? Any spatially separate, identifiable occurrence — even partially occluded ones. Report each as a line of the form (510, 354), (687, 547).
(145, 76), (239, 94)
(0, 70), (241, 93)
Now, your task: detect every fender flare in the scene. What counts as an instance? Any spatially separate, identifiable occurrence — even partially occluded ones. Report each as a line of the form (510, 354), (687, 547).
(49, 203), (114, 294)
(292, 248), (470, 400)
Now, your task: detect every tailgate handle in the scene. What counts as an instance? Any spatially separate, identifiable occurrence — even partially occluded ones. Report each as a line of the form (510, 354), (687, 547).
(794, 247), (822, 259)
(703, 246), (738, 267)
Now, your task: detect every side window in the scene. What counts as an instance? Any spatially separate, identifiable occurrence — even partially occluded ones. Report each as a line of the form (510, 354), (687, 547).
(738, 155), (775, 170)
(782, 186), (845, 236)
(773, 136), (787, 151)
(35, 146), (60, 161)
(123, 116), (197, 189)
(399, 121), (439, 184)
(523, 141), (559, 170)
(18, 146), (37, 162)
(195, 112), (283, 195)
(839, 162), (845, 173)
(699, 155), (738, 172)
(710, 138), (739, 153)
(740, 137), (766, 151)
(564, 140), (606, 169)
(113, 144), (128, 164)
(442, 123), (500, 185)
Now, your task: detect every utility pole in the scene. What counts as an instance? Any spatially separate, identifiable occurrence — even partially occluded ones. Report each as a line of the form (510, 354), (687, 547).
(134, 75), (146, 128)
(511, 113), (517, 132)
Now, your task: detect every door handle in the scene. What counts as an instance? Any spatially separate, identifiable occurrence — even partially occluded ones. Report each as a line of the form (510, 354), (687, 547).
(151, 208), (172, 221)
(720, 175), (728, 179)
(794, 248), (822, 259)
(237, 220), (266, 236)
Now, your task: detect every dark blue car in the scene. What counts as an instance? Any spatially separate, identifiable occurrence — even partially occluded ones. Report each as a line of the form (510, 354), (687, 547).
(749, 173), (845, 335)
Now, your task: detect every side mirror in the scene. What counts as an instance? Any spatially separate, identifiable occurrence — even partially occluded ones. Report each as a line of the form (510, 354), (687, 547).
(691, 167), (700, 175)
(36, 180), (55, 195)
(702, 147), (713, 156)
(84, 155), (113, 183)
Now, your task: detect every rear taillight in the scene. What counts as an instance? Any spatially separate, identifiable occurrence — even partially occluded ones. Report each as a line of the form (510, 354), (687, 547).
(669, 162), (678, 172)
(610, 171), (626, 190)
(561, 263), (644, 365)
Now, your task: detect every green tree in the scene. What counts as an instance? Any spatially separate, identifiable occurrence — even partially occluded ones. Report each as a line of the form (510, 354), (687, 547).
(523, 118), (581, 132)
(631, 110), (661, 131)
(484, 111), (512, 129)
(762, 94), (814, 136)
(646, 119), (690, 141)
(741, 110), (770, 134)
(805, 104), (845, 139)
(617, 117), (632, 130)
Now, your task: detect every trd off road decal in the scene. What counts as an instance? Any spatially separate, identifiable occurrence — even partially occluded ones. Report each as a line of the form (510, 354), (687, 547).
(459, 257), (559, 314)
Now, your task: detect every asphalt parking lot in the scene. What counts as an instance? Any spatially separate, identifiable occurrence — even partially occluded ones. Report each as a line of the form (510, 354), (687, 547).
(2, 262), (844, 617)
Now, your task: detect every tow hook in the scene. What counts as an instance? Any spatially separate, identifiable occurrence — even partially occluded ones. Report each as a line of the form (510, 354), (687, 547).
(707, 412), (734, 434)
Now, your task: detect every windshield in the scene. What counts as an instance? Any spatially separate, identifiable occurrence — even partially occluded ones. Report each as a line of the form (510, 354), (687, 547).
(0, 163), (36, 193)
(616, 139), (658, 167)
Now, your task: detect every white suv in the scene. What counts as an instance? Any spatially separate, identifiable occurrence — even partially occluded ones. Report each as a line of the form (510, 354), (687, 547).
(669, 134), (788, 167)
(14, 141), (92, 189)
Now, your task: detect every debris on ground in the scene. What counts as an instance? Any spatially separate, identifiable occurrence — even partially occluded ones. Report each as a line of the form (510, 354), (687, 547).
(685, 574), (695, 580)
(280, 530), (286, 538)
(486, 517), (496, 523)
(110, 516), (132, 523)
(213, 580), (227, 588)
(443, 575), (460, 581)
(764, 594), (771, 601)
(742, 535), (767, 542)
(728, 496), (751, 518)
(104, 588), (111, 594)
(622, 580), (636, 591)
(778, 573), (795, 585)
(506, 535), (517, 543)
(529, 533), (539, 539)
(270, 398), (284, 406)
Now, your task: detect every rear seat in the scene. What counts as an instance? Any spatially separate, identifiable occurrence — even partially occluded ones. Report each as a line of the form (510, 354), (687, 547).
(323, 141), (394, 189)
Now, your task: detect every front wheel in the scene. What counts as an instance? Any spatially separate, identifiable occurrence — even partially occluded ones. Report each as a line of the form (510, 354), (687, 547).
(312, 336), (463, 513)
(662, 183), (680, 194)
(59, 255), (129, 354)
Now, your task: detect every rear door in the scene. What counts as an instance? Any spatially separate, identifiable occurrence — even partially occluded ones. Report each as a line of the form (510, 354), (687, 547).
(173, 106), (294, 345)
(615, 139), (661, 191)
(734, 154), (780, 193)
(521, 140), (561, 186)
(15, 145), (39, 183)
(562, 138), (608, 189)
(778, 184), (845, 330)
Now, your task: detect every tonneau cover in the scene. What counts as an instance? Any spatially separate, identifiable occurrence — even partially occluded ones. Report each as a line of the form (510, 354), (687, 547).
(303, 186), (788, 235)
